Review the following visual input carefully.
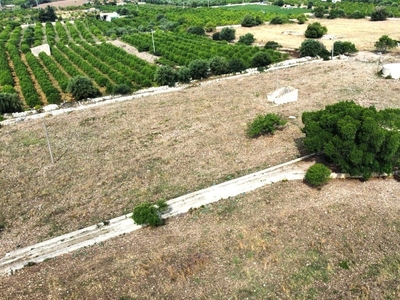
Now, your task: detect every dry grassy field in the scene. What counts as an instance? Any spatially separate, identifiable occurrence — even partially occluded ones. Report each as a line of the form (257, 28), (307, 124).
(235, 17), (400, 52)
(1, 58), (400, 298)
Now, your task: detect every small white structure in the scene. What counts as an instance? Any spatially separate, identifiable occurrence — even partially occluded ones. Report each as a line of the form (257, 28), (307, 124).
(99, 12), (120, 22)
(381, 63), (400, 79)
(267, 86), (298, 105)
(31, 44), (51, 57)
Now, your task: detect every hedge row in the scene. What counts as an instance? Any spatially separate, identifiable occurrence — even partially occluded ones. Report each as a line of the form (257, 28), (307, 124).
(56, 43), (112, 88)
(55, 21), (69, 44)
(65, 22), (82, 43)
(69, 43), (132, 87)
(51, 46), (85, 78)
(74, 20), (96, 44)
(45, 22), (57, 46)
(38, 52), (70, 92)
(6, 42), (42, 107)
(25, 52), (62, 104)
(33, 22), (44, 47)
(83, 42), (153, 87)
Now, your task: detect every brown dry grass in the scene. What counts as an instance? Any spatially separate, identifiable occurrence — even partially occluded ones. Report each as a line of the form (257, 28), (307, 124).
(1, 58), (400, 298)
(235, 17), (400, 52)
(1, 179), (400, 299)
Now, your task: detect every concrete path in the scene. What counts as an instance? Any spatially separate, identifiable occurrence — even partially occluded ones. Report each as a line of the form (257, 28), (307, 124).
(0, 153), (317, 276)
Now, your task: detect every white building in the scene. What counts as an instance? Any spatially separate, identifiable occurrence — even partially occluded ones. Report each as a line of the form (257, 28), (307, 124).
(99, 12), (120, 22)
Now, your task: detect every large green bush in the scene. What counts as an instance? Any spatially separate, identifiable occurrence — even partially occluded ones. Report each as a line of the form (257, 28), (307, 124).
(132, 200), (169, 227)
(370, 6), (389, 21)
(0, 93), (23, 114)
(209, 56), (229, 75)
(246, 113), (287, 138)
(299, 39), (330, 59)
(189, 59), (209, 80)
(304, 22), (327, 39)
(67, 76), (101, 101)
(154, 65), (177, 87)
(302, 101), (400, 179)
(333, 41), (358, 55)
(241, 14), (263, 27)
(238, 33), (255, 46)
(374, 35), (398, 53)
(305, 163), (331, 187)
(219, 27), (236, 42)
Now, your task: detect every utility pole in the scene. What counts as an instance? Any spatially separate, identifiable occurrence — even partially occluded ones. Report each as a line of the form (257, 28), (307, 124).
(151, 30), (155, 53)
(43, 119), (54, 164)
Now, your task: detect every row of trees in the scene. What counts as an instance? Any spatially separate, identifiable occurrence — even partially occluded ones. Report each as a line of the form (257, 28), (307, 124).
(25, 52), (62, 104)
(39, 52), (70, 92)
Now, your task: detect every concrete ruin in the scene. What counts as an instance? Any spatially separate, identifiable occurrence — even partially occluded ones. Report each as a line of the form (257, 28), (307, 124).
(30, 44), (51, 57)
(381, 63), (400, 79)
(267, 86), (298, 105)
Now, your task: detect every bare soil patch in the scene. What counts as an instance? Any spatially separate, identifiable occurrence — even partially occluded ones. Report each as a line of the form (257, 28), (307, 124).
(1, 59), (400, 260)
(235, 18), (400, 52)
(110, 40), (158, 64)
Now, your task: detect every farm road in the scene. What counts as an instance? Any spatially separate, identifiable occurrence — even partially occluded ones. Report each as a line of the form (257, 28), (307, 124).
(0, 153), (317, 276)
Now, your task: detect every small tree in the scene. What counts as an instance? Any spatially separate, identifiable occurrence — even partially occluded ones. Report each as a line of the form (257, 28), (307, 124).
(113, 84), (132, 95)
(313, 6), (325, 18)
(305, 163), (331, 187)
(251, 51), (272, 68)
(154, 65), (177, 87)
(0, 93), (23, 114)
(187, 26), (205, 35)
(209, 56), (229, 75)
(264, 41), (282, 50)
(132, 200), (169, 227)
(370, 6), (389, 21)
(297, 15), (307, 24)
(219, 27), (235, 42)
(246, 113), (286, 138)
(38, 6), (57, 22)
(270, 16), (287, 25)
(228, 58), (247, 73)
(67, 76), (101, 101)
(241, 14), (263, 27)
(189, 59), (209, 80)
(333, 41), (358, 55)
(177, 66), (191, 83)
(305, 22), (327, 38)
(238, 33), (255, 45)
(375, 35), (398, 53)
(299, 39), (330, 59)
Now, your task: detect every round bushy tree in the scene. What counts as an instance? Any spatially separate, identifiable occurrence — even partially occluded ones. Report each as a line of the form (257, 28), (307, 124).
(241, 14), (263, 27)
(246, 113), (287, 138)
(154, 65), (177, 87)
(0, 93), (23, 114)
(305, 163), (331, 187)
(370, 6), (389, 21)
(209, 56), (229, 75)
(299, 39), (329, 59)
(333, 41), (358, 56)
(219, 27), (235, 42)
(251, 51), (272, 68)
(67, 76), (101, 101)
(177, 66), (191, 83)
(305, 22), (327, 38)
(189, 59), (209, 80)
(264, 41), (282, 50)
(238, 33), (255, 45)
(374, 35), (398, 53)
(228, 58), (247, 73)
(187, 26), (205, 35)
(113, 84), (132, 95)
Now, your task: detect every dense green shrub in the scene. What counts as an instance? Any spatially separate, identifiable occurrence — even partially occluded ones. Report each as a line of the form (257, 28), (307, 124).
(113, 84), (132, 95)
(209, 56), (229, 75)
(154, 65), (177, 86)
(269, 16), (287, 25)
(246, 113), (287, 138)
(348, 11), (366, 19)
(67, 76), (101, 101)
(132, 200), (168, 227)
(313, 6), (326, 18)
(1, 85), (16, 94)
(212, 32), (220, 40)
(189, 59), (209, 80)
(370, 6), (389, 21)
(187, 26), (205, 35)
(264, 41), (282, 50)
(374, 35), (398, 53)
(0, 93), (23, 114)
(305, 163), (331, 187)
(177, 67), (191, 83)
(305, 22), (327, 38)
(251, 52), (272, 68)
(299, 39), (330, 59)
(228, 58), (247, 73)
(238, 33), (255, 45)
(241, 14), (263, 27)
(297, 15), (307, 24)
(333, 41), (358, 55)
(302, 101), (400, 179)
(219, 27), (235, 42)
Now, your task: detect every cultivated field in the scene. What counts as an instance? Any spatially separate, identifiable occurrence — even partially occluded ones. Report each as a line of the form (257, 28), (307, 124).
(1, 57), (400, 298)
(236, 17), (400, 52)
